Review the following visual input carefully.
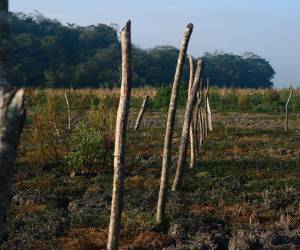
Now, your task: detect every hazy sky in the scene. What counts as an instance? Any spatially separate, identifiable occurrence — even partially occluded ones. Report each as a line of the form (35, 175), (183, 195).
(11, 0), (300, 87)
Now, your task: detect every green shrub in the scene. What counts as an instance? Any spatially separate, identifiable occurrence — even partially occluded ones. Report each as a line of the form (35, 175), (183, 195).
(151, 84), (188, 110)
(64, 122), (113, 172)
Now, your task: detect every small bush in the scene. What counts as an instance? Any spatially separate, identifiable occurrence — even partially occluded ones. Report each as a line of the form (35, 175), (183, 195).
(151, 84), (187, 110)
(64, 122), (113, 172)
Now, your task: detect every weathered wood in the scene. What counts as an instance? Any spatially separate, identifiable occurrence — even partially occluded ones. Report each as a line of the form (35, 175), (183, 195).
(172, 59), (204, 191)
(188, 55), (197, 169)
(203, 88), (208, 138)
(64, 92), (71, 131)
(207, 98), (212, 132)
(206, 78), (213, 132)
(156, 23), (193, 224)
(195, 81), (203, 155)
(107, 20), (132, 250)
(194, 102), (200, 156)
(0, 0), (26, 241)
(134, 95), (149, 131)
(285, 88), (293, 131)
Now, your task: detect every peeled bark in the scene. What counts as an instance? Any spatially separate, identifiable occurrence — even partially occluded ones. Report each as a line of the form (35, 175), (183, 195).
(285, 88), (293, 131)
(134, 95), (149, 131)
(172, 59), (204, 191)
(156, 23), (193, 224)
(107, 20), (132, 250)
(0, 0), (26, 241)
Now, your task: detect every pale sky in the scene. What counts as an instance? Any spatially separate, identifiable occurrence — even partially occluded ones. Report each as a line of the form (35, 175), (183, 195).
(10, 0), (300, 87)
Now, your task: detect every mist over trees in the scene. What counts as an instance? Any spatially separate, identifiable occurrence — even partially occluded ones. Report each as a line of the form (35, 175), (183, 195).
(9, 12), (275, 88)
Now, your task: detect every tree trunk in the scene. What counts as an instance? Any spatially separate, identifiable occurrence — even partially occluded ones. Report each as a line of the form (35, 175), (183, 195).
(156, 23), (193, 224)
(285, 88), (293, 131)
(188, 56), (196, 169)
(134, 95), (149, 131)
(0, 0), (26, 242)
(172, 59), (204, 191)
(107, 20), (132, 250)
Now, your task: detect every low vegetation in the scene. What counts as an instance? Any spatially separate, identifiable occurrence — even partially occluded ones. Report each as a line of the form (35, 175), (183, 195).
(2, 87), (300, 249)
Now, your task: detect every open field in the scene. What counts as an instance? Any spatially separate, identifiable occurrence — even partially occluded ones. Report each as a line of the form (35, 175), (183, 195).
(2, 88), (300, 249)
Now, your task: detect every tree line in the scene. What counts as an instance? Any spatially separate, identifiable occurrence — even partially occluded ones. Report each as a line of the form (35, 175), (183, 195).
(8, 12), (275, 88)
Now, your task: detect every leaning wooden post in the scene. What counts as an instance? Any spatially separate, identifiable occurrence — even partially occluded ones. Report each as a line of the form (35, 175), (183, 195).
(188, 56), (197, 169)
(156, 23), (193, 224)
(172, 59), (204, 191)
(206, 78), (213, 132)
(134, 95), (149, 131)
(0, 0), (26, 241)
(107, 20), (132, 250)
(285, 88), (293, 132)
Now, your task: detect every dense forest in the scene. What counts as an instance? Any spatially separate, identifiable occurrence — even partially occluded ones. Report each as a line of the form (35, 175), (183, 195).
(9, 12), (275, 88)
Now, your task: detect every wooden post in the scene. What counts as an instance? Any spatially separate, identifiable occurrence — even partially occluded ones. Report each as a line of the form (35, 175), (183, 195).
(203, 87), (208, 138)
(134, 95), (149, 131)
(188, 56), (197, 169)
(195, 82), (203, 156)
(285, 88), (293, 131)
(199, 107), (205, 145)
(206, 78), (213, 132)
(107, 20), (132, 250)
(207, 98), (212, 132)
(64, 92), (71, 131)
(156, 23), (193, 224)
(172, 59), (204, 191)
(194, 102), (200, 156)
(0, 0), (26, 241)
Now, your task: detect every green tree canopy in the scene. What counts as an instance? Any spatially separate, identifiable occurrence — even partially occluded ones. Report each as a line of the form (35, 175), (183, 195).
(8, 12), (275, 88)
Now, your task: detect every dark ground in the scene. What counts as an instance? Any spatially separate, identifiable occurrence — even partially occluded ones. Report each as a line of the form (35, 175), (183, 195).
(2, 110), (300, 249)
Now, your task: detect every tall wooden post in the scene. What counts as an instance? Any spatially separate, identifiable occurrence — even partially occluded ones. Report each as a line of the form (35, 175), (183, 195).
(0, 0), (26, 241)
(156, 23), (193, 224)
(107, 20), (132, 250)
(172, 59), (204, 191)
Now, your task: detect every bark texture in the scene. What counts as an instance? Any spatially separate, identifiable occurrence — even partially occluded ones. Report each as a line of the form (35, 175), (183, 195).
(156, 23), (193, 224)
(188, 56), (196, 169)
(134, 95), (149, 131)
(107, 20), (132, 250)
(172, 59), (204, 191)
(285, 88), (293, 131)
(0, 0), (26, 242)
